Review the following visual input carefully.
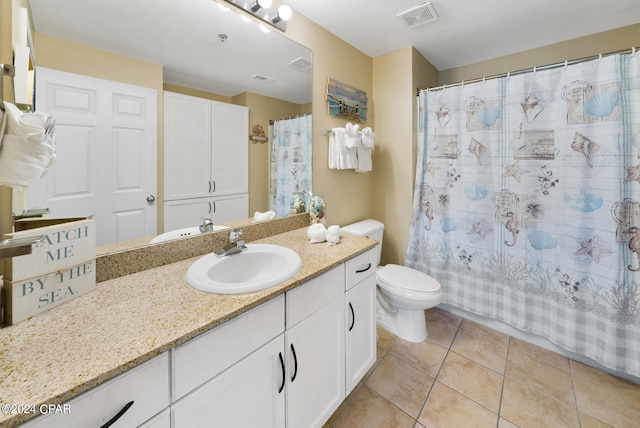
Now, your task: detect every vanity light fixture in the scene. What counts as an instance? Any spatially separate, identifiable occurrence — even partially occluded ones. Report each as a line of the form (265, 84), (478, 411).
(250, 0), (272, 13)
(271, 5), (292, 24)
(216, 0), (291, 32)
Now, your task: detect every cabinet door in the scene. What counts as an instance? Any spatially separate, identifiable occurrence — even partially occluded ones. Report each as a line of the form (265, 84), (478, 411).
(172, 335), (286, 428)
(346, 274), (377, 394)
(286, 295), (345, 428)
(21, 354), (170, 428)
(163, 198), (212, 231)
(211, 101), (248, 196)
(164, 92), (212, 201)
(211, 194), (249, 224)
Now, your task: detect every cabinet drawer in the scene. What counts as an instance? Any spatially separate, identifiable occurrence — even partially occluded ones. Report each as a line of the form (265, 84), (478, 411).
(345, 248), (377, 290)
(22, 353), (170, 428)
(286, 265), (344, 329)
(172, 294), (284, 400)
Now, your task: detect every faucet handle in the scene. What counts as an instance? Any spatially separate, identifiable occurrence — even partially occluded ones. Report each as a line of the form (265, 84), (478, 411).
(229, 228), (243, 243)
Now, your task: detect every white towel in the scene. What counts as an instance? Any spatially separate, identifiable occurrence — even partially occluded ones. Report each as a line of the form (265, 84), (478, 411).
(329, 127), (357, 170)
(345, 122), (361, 149)
(361, 127), (375, 148)
(356, 127), (375, 172)
(253, 210), (276, 222)
(0, 102), (56, 187)
(326, 225), (340, 245)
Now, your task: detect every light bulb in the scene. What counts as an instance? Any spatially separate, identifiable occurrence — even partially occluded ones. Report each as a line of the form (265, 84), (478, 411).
(278, 5), (292, 21)
(250, 0), (272, 12)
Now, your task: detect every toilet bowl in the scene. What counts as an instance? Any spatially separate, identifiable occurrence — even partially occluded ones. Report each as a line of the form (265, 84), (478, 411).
(376, 264), (442, 342)
(341, 220), (443, 343)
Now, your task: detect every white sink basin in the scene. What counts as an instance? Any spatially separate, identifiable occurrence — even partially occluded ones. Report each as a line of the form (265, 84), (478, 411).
(150, 225), (229, 244)
(185, 244), (302, 294)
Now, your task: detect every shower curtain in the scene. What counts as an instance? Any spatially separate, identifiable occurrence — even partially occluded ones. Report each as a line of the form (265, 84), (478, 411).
(269, 115), (313, 217)
(406, 52), (640, 379)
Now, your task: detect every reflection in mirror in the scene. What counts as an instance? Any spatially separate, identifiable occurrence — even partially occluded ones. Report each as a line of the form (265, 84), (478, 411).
(26, 0), (312, 251)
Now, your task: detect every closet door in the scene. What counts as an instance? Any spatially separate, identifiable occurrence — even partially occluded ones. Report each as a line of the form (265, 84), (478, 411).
(27, 67), (158, 246)
(211, 101), (248, 196)
(164, 92), (212, 201)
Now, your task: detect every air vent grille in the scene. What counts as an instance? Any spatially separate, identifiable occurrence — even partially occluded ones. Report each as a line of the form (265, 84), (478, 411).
(288, 57), (312, 72)
(397, 2), (439, 28)
(252, 74), (274, 82)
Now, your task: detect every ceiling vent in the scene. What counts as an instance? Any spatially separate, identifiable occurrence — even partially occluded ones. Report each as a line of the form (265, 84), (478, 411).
(397, 2), (439, 28)
(251, 74), (274, 82)
(288, 57), (312, 72)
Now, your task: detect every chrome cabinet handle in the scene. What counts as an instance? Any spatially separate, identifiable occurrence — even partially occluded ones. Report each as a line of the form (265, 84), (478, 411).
(356, 263), (372, 274)
(212, 200), (216, 213)
(99, 401), (134, 428)
(278, 352), (285, 393)
(290, 344), (298, 382)
(208, 180), (212, 193)
(212, 180), (216, 193)
(348, 302), (355, 331)
(208, 201), (212, 214)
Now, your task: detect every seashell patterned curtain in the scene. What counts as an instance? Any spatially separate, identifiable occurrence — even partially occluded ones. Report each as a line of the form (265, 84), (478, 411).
(406, 52), (640, 379)
(269, 115), (313, 217)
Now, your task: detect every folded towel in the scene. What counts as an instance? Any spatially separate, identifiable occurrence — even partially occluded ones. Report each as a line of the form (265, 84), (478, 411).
(356, 146), (372, 172)
(253, 210), (276, 222)
(345, 122), (361, 148)
(356, 127), (374, 172)
(0, 102), (57, 188)
(308, 223), (327, 243)
(329, 127), (357, 170)
(0, 134), (56, 187)
(326, 225), (340, 245)
(361, 127), (375, 148)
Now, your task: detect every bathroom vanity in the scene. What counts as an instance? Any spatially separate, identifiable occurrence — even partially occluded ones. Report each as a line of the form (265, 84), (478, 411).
(0, 227), (378, 428)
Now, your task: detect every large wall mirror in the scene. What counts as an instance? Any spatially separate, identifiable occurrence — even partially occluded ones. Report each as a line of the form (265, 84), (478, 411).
(25, 0), (312, 251)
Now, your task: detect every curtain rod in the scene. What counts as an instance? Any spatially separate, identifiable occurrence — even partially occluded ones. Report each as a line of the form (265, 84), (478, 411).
(417, 46), (639, 96)
(269, 112), (311, 125)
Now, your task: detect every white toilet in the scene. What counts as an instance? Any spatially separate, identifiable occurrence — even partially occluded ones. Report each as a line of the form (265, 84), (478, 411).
(342, 219), (442, 342)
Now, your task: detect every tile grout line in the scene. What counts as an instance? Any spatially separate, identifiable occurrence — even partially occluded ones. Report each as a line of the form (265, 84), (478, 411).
(569, 360), (584, 428)
(412, 313), (465, 427)
(495, 336), (511, 428)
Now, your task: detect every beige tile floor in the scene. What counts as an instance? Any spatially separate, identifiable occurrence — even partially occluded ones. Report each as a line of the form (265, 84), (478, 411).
(325, 308), (640, 428)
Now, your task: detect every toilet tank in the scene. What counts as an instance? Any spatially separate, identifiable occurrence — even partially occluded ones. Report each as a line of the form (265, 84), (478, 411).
(342, 219), (384, 265)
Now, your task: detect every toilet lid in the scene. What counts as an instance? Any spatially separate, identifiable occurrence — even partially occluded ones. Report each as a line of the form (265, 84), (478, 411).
(377, 264), (441, 293)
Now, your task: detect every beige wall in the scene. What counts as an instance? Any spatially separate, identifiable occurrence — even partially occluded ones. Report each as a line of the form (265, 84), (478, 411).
(439, 24), (640, 85)
(371, 47), (438, 265)
(286, 13), (375, 227)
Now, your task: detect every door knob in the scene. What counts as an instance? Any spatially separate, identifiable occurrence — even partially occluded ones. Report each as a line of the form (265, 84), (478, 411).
(146, 194), (156, 203)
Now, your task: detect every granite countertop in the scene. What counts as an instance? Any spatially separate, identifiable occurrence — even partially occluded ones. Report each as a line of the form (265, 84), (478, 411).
(0, 227), (376, 427)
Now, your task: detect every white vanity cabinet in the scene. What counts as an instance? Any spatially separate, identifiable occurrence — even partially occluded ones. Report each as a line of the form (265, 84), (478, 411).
(20, 353), (170, 428)
(16, 249), (377, 428)
(163, 91), (248, 231)
(171, 295), (286, 427)
(285, 266), (346, 428)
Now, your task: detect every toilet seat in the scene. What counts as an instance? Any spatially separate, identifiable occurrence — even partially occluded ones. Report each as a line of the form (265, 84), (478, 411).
(376, 264), (441, 294)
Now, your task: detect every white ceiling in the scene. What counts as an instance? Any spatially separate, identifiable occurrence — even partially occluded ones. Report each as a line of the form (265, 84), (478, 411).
(28, 0), (640, 103)
(28, 0), (313, 104)
(283, 0), (640, 70)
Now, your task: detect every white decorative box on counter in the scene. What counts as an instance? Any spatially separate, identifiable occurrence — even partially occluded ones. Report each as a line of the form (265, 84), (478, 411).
(2, 217), (96, 325)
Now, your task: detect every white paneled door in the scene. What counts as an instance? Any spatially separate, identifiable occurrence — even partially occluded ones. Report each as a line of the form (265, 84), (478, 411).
(26, 68), (158, 246)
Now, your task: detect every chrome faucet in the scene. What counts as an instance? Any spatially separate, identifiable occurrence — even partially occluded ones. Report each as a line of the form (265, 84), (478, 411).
(199, 218), (215, 233)
(214, 228), (247, 257)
